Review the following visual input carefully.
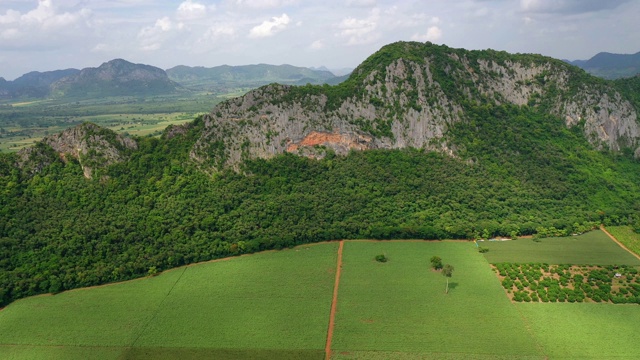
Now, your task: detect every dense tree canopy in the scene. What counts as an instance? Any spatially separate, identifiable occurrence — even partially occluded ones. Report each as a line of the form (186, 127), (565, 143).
(1, 101), (640, 307)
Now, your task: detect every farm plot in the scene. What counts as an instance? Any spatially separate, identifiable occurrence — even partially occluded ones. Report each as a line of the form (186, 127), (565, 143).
(606, 226), (640, 258)
(0, 243), (337, 360)
(331, 241), (544, 359)
(481, 230), (640, 265)
(493, 263), (640, 303)
(517, 303), (640, 359)
(133, 242), (337, 354)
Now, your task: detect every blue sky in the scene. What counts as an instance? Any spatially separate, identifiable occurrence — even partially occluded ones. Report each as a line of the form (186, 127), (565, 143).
(0, 0), (638, 80)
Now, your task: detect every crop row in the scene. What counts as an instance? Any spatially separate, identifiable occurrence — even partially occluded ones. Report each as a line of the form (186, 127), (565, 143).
(492, 263), (640, 304)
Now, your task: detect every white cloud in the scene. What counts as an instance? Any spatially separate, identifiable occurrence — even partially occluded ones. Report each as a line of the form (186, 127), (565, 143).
(248, 13), (290, 38)
(233, 0), (298, 9)
(310, 39), (324, 50)
(203, 23), (236, 39)
(337, 8), (380, 46)
(177, 0), (210, 21)
(346, 0), (377, 7)
(411, 26), (442, 42)
(138, 17), (184, 51)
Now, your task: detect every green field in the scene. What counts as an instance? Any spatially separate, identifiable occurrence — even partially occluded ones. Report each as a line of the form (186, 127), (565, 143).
(1, 236), (640, 359)
(0, 243), (337, 360)
(332, 241), (543, 359)
(0, 93), (221, 152)
(517, 303), (640, 359)
(480, 230), (640, 265)
(606, 226), (640, 257)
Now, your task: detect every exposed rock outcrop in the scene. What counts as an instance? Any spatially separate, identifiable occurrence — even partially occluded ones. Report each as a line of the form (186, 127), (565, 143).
(192, 42), (640, 170)
(17, 123), (137, 178)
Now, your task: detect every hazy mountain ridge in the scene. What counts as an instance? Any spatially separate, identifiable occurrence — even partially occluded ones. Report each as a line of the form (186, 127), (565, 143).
(166, 63), (340, 92)
(569, 51), (640, 79)
(191, 42), (640, 170)
(49, 59), (182, 98)
(0, 68), (79, 99)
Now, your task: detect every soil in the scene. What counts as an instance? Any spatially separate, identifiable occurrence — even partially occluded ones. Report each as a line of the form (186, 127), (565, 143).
(325, 240), (344, 360)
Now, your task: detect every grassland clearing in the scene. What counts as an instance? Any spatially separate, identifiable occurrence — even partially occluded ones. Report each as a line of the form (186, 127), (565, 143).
(606, 226), (640, 258)
(481, 230), (640, 265)
(331, 241), (544, 359)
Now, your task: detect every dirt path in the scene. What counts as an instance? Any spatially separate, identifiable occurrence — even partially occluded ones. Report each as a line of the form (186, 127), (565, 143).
(600, 225), (640, 261)
(325, 240), (344, 360)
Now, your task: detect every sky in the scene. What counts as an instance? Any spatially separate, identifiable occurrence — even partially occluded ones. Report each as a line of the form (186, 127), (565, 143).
(0, 0), (638, 80)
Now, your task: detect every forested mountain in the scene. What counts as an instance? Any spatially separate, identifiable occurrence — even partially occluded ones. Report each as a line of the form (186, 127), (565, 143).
(0, 69), (79, 99)
(49, 59), (182, 99)
(1, 41), (640, 306)
(569, 51), (640, 79)
(166, 64), (339, 92)
(0, 60), (181, 100)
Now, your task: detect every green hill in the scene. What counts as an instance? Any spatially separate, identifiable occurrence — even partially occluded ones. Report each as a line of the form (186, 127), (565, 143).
(2, 41), (640, 308)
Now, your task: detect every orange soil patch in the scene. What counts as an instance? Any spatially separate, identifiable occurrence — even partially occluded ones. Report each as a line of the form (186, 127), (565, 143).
(325, 240), (344, 360)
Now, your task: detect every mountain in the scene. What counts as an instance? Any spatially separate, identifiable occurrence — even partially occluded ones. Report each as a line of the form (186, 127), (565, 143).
(166, 64), (339, 92)
(191, 41), (640, 170)
(3, 41), (640, 307)
(50, 59), (182, 98)
(569, 51), (640, 79)
(0, 68), (79, 99)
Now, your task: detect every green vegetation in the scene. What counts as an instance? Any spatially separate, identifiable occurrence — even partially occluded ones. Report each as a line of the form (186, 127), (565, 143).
(430, 255), (443, 270)
(3, 239), (640, 359)
(494, 263), (640, 303)
(374, 254), (388, 263)
(332, 242), (543, 358)
(517, 303), (640, 359)
(0, 94), (216, 151)
(0, 243), (336, 359)
(608, 225), (640, 256)
(481, 231), (640, 265)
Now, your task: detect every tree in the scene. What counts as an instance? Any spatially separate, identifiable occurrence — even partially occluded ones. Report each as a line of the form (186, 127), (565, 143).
(430, 256), (443, 270)
(442, 264), (454, 294)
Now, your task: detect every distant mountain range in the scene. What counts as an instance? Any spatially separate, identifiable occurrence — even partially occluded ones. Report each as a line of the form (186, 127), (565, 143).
(568, 51), (640, 79)
(165, 64), (347, 92)
(0, 61), (349, 100)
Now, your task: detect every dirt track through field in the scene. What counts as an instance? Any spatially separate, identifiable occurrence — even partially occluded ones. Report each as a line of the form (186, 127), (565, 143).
(601, 225), (640, 261)
(325, 240), (344, 360)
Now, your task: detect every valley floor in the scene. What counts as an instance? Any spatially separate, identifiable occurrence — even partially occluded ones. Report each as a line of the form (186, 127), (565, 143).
(1, 230), (639, 359)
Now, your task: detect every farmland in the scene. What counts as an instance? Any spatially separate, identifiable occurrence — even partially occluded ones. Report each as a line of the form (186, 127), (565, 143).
(606, 226), (640, 258)
(480, 230), (640, 265)
(1, 233), (640, 359)
(0, 93), (219, 152)
(0, 243), (337, 360)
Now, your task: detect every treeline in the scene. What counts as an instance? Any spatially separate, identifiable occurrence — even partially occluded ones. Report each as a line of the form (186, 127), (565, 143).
(1, 103), (640, 306)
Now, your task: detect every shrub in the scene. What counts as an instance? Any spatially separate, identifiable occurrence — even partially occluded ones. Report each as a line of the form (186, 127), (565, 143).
(478, 247), (489, 253)
(430, 256), (443, 270)
(375, 254), (388, 263)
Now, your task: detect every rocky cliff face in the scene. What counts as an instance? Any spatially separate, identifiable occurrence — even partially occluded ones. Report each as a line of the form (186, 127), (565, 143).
(17, 123), (137, 178)
(192, 42), (640, 170)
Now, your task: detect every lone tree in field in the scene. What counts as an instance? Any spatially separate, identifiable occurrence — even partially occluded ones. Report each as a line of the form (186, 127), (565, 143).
(430, 256), (443, 270)
(442, 264), (454, 294)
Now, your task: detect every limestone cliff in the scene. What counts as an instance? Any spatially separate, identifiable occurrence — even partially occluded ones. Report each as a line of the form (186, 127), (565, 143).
(17, 123), (137, 178)
(192, 42), (640, 170)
